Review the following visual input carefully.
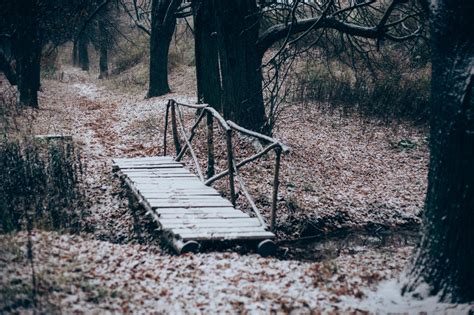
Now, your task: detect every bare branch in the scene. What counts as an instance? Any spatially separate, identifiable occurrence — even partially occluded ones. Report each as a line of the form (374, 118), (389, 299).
(75, 0), (112, 43)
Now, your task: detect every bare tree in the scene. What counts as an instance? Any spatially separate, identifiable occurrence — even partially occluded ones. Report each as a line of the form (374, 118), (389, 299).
(402, 0), (473, 302)
(0, 0), (114, 107)
(147, 0), (183, 97)
(193, 0), (425, 132)
(192, 0), (221, 109)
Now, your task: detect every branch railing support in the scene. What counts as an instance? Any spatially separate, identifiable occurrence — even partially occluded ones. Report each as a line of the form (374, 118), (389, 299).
(163, 102), (169, 156)
(170, 100), (181, 156)
(162, 99), (289, 232)
(271, 147), (282, 231)
(206, 112), (215, 178)
(225, 128), (236, 206)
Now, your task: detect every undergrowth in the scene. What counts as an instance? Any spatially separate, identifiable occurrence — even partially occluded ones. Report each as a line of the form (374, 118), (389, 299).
(0, 136), (86, 233)
(292, 54), (430, 124)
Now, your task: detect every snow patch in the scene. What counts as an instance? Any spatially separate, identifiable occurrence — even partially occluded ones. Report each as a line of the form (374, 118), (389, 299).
(72, 83), (101, 100)
(343, 279), (473, 314)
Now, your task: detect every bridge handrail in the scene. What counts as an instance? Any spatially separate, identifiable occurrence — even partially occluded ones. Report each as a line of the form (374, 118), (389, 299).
(163, 99), (289, 231)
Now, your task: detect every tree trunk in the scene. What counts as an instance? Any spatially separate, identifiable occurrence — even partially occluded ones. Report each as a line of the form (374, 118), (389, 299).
(14, 0), (41, 107)
(403, 0), (474, 303)
(0, 53), (17, 85)
(78, 35), (89, 71)
(148, 30), (172, 96)
(192, 0), (221, 110)
(214, 0), (266, 132)
(98, 20), (108, 79)
(17, 44), (41, 107)
(98, 46), (108, 79)
(72, 41), (78, 66)
(147, 0), (181, 98)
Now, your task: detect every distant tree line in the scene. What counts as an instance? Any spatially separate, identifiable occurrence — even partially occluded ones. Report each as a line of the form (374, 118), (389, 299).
(139, 0), (426, 132)
(0, 0), (116, 107)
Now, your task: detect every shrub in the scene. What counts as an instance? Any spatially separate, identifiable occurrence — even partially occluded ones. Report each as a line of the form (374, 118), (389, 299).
(288, 34), (432, 124)
(111, 33), (149, 75)
(0, 137), (85, 233)
(112, 48), (147, 75)
(105, 62), (148, 93)
(41, 46), (60, 79)
(293, 58), (430, 123)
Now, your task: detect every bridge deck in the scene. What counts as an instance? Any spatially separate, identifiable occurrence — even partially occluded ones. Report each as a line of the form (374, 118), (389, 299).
(113, 156), (275, 254)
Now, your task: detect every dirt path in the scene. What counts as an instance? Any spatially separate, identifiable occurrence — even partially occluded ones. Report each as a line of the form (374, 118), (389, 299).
(28, 67), (194, 243)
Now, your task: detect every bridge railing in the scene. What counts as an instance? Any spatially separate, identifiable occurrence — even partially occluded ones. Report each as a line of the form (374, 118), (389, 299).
(163, 99), (290, 231)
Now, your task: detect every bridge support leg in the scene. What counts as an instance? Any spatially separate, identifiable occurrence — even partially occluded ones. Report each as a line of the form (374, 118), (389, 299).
(172, 239), (200, 255)
(164, 231), (200, 254)
(257, 239), (277, 257)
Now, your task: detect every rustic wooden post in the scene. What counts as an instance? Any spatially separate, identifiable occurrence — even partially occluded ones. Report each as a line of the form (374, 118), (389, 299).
(206, 111), (215, 178)
(225, 129), (236, 206)
(170, 101), (181, 156)
(271, 147), (282, 231)
(163, 102), (170, 156)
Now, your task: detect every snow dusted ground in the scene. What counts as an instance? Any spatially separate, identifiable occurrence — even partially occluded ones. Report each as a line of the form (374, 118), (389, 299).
(1, 67), (472, 313)
(0, 231), (427, 313)
(2, 231), (470, 313)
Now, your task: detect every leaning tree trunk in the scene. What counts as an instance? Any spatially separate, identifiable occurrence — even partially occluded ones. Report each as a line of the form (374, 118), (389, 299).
(192, 0), (221, 110)
(98, 20), (109, 79)
(17, 43), (41, 107)
(147, 0), (182, 98)
(72, 41), (78, 66)
(0, 53), (17, 85)
(214, 0), (266, 132)
(98, 46), (108, 79)
(148, 29), (173, 96)
(14, 0), (41, 107)
(78, 35), (89, 71)
(403, 0), (473, 303)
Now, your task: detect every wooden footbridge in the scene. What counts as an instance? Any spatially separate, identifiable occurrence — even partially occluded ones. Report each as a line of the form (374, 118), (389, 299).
(113, 99), (289, 255)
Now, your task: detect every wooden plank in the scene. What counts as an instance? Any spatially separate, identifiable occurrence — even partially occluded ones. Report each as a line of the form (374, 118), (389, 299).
(123, 168), (191, 173)
(135, 184), (208, 190)
(154, 207), (237, 214)
(135, 184), (208, 191)
(138, 189), (218, 195)
(148, 196), (227, 200)
(116, 163), (182, 168)
(134, 181), (204, 186)
(161, 218), (259, 225)
(139, 187), (218, 192)
(160, 218), (261, 229)
(149, 197), (232, 203)
(127, 173), (195, 178)
(113, 156), (175, 163)
(128, 174), (196, 179)
(115, 160), (178, 164)
(141, 192), (220, 198)
(132, 177), (202, 182)
(125, 172), (196, 178)
(150, 200), (233, 209)
(178, 231), (275, 241)
(158, 212), (249, 219)
(171, 226), (267, 234)
(123, 166), (189, 170)
(117, 164), (183, 169)
(130, 177), (207, 188)
(132, 178), (202, 183)
(146, 195), (225, 200)
(126, 172), (193, 176)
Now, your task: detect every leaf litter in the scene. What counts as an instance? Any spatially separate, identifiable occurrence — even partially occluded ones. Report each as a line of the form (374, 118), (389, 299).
(1, 67), (470, 313)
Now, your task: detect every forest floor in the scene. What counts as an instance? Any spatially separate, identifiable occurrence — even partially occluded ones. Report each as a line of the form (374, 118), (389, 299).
(1, 66), (471, 313)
